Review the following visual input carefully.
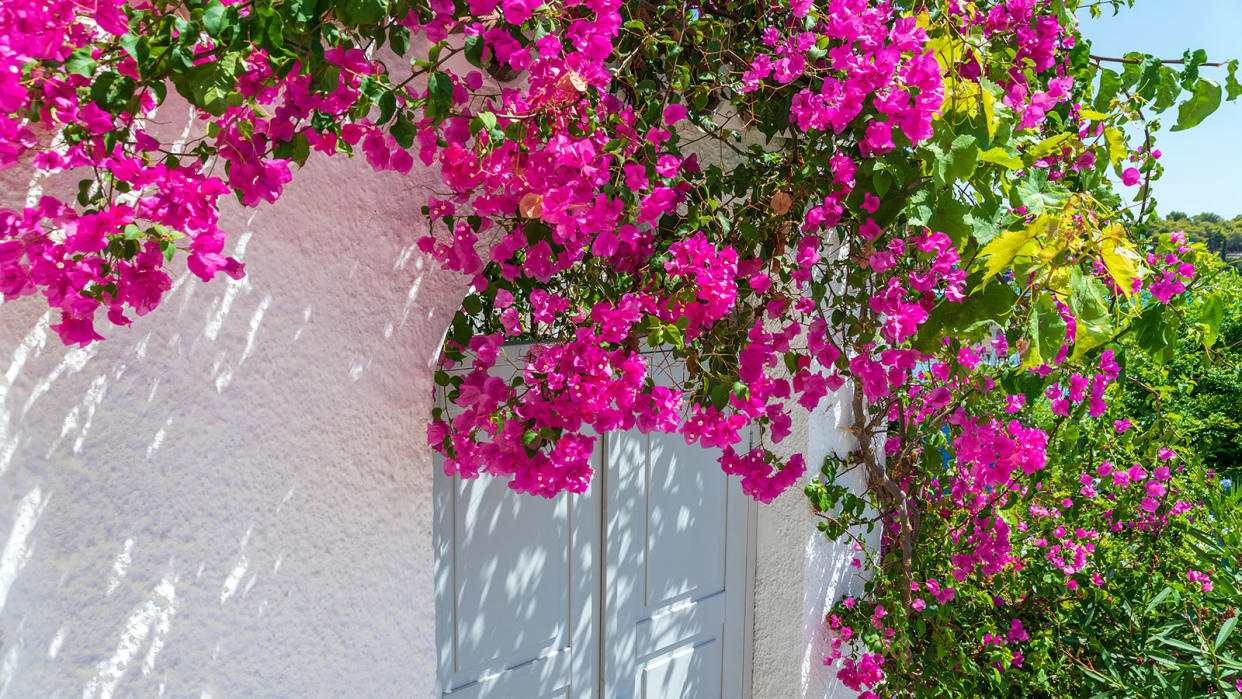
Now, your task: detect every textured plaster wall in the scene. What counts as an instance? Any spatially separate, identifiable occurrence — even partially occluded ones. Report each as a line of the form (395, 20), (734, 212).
(750, 385), (875, 699)
(0, 115), (466, 696)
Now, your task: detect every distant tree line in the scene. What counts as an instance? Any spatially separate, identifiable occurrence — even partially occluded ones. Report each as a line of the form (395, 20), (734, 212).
(1150, 211), (1242, 261)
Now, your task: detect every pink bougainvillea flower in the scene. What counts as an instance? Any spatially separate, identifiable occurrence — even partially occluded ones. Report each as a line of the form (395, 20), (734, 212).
(662, 103), (688, 125)
(861, 193), (880, 213)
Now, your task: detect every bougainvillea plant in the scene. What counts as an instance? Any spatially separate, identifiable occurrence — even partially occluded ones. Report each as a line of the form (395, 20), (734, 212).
(3, 0), (1240, 694)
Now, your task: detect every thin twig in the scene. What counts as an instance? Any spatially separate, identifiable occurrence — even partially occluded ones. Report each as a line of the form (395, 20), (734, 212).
(1089, 54), (1229, 68)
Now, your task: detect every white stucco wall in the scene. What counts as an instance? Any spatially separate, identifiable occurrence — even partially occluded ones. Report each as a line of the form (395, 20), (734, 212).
(0, 130), (467, 696)
(749, 385), (875, 699)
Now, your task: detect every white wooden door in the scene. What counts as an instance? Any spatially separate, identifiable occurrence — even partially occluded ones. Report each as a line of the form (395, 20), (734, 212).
(433, 431), (753, 699)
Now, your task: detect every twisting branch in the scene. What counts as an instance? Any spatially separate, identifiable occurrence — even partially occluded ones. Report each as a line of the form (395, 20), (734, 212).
(851, 380), (921, 658)
(1089, 54), (1229, 68)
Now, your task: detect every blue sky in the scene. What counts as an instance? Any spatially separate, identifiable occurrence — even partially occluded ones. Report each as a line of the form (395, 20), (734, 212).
(1079, 1), (1242, 218)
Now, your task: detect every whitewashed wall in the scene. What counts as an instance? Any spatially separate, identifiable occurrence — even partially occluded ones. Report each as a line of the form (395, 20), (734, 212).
(0, 114), (863, 698)
(751, 386), (877, 699)
(0, 134), (466, 696)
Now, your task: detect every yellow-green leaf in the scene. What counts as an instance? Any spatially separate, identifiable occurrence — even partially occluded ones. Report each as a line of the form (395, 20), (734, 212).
(978, 147), (1023, 170)
(1105, 127), (1127, 165)
(1201, 293), (1225, 347)
(979, 215), (1050, 283)
(981, 88), (997, 139)
(1099, 225), (1140, 294)
(1028, 132), (1073, 159)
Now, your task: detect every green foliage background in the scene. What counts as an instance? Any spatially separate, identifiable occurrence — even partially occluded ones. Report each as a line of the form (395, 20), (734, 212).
(1124, 222), (1242, 485)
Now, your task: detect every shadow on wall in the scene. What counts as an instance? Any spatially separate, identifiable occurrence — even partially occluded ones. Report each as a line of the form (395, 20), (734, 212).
(0, 115), (469, 696)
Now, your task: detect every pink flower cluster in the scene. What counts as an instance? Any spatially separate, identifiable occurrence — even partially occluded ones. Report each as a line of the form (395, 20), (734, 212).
(948, 0), (1076, 130)
(433, 337), (651, 497)
(778, 0), (942, 146)
(1146, 231), (1196, 303)
(1187, 569), (1213, 593)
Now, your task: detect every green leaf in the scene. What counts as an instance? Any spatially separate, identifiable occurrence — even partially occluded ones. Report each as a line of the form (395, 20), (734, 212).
(1201, 293), (1225, 347)
(477, 111), (497, 132)
(291, 133), (310, 167)
(1171, 79), (1222, 132)
(663, 323), (683, 348)
(464, 33), (485, 67)
(912, 281), (1017, 353)
(1014, 170), (1069, 213)
(1146, 588), (1172, 613)
(1153, 635), (1203, 655)
(1216, 616), (1239, 652)
(428, 71), (453, 103)
(118, 34), (149, 65)
(1135, 54), (1164, 101)
(1134, 303), (1171, 356)
(200, 86), (228, 116)
(287, 0), (322, 23)
(90, 71), (137, 112)
(257, 10), (287, 55)
(375, 90), (397, 125)
(202, 0), (226, 35)
(339, 0), (387, 25)
(390, 114), (417, 149)
(1094, 68), (1121, 112)
(1145, 651), (1187, 670)
(1226, 60), (1242, 101)
(927, 199), (971, 246)
(1069, 268), (1113, 356)
(1033, 296), (1068, 364)
(905, 188), (935, 227)
(64, 49), (97, 77)
(76, 178), (94, 206)
(1077, 663), (1117, 687)
(1180, 48), (1208, 89)
(936, 134), (978, 186)
(783, 353), (799, 374)
(389, 25), (410, 55)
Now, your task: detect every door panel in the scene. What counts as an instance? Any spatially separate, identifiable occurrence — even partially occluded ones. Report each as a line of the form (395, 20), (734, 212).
(643, 434), (728, 607)
(433, 457), (601, 699)
(640, 636), (724, 699)
(604, 431), (750, 699)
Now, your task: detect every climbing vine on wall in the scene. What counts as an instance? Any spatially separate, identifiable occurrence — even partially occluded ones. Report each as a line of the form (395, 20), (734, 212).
(2, 0), (1240, 694)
